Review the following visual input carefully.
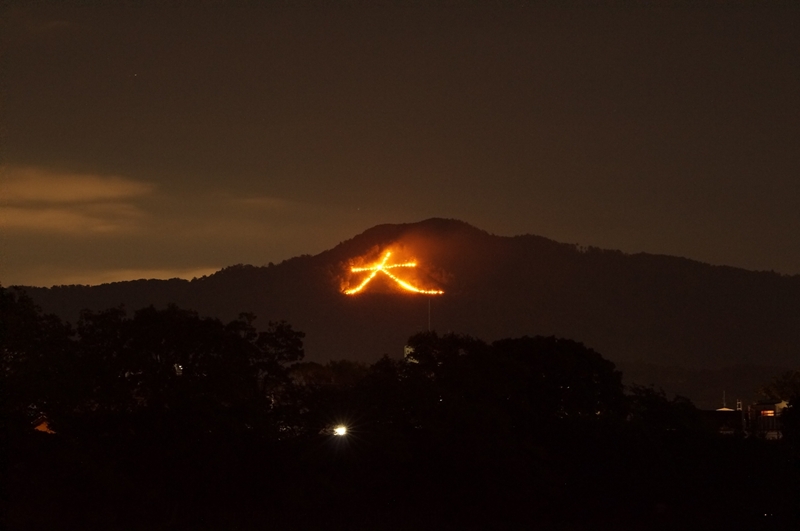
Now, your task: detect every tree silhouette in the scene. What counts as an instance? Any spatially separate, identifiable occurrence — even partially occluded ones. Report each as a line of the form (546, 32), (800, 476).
(1, 287), (72, 432)
(5, 291), (800, 530)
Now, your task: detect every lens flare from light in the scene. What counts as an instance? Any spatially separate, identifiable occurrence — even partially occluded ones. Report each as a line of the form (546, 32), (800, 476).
(334, 425), (348, 436)
(343, 251), (444, 295)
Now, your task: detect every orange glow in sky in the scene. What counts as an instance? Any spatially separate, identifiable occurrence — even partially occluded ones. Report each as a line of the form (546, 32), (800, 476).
(343, 251), (444, 295)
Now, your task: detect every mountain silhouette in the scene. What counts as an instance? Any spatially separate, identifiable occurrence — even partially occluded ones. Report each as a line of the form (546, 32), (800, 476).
(16, 218), (800, 374)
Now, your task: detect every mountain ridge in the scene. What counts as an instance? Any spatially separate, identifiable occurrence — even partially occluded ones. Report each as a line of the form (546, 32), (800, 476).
(13, 218), (800, 376)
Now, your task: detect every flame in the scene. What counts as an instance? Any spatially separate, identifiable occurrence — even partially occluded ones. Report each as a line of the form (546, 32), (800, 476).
(343, 251), (444, 295)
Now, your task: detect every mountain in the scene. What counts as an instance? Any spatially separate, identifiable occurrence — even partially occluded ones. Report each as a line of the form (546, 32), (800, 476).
(16, 218), (800, 377)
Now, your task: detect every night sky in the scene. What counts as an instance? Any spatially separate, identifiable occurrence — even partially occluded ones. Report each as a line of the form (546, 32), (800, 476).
(3, 2), (799, 287)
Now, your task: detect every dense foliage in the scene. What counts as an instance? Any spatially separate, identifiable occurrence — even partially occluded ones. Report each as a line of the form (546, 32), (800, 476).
(2, 287), (799, 530)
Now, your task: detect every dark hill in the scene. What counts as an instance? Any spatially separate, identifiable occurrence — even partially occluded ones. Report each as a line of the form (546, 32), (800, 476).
(16, 219), (800, 377)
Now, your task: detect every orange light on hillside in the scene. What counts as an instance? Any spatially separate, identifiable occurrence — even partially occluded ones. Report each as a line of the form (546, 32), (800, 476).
(343, 251), (444, 295)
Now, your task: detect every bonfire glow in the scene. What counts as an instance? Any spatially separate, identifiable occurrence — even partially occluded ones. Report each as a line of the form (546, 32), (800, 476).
(343, 251), (444, 295)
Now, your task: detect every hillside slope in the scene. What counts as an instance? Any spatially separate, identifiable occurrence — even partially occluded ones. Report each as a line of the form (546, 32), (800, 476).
(18, 218), (800, 373)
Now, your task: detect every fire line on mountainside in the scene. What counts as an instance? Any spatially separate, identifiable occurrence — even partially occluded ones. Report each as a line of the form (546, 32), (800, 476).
(343, 251), (444, 295)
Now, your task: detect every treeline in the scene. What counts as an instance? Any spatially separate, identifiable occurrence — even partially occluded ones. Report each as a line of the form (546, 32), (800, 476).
(2, 287), (798, 530)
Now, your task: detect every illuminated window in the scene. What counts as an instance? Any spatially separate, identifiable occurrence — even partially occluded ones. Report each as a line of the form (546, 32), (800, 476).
(760, 410), (775, 417)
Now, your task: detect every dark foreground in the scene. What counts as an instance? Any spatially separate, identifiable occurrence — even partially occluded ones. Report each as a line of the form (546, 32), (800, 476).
(6, 426), (799, 530)
(3, 289), (799, 530)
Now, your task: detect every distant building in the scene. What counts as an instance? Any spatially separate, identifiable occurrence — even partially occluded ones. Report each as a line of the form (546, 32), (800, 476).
(700, 395), (745, 435)
(702, 398), (790, 439)
(699, 409), (745, 436)
(747, 400), (788, 439)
